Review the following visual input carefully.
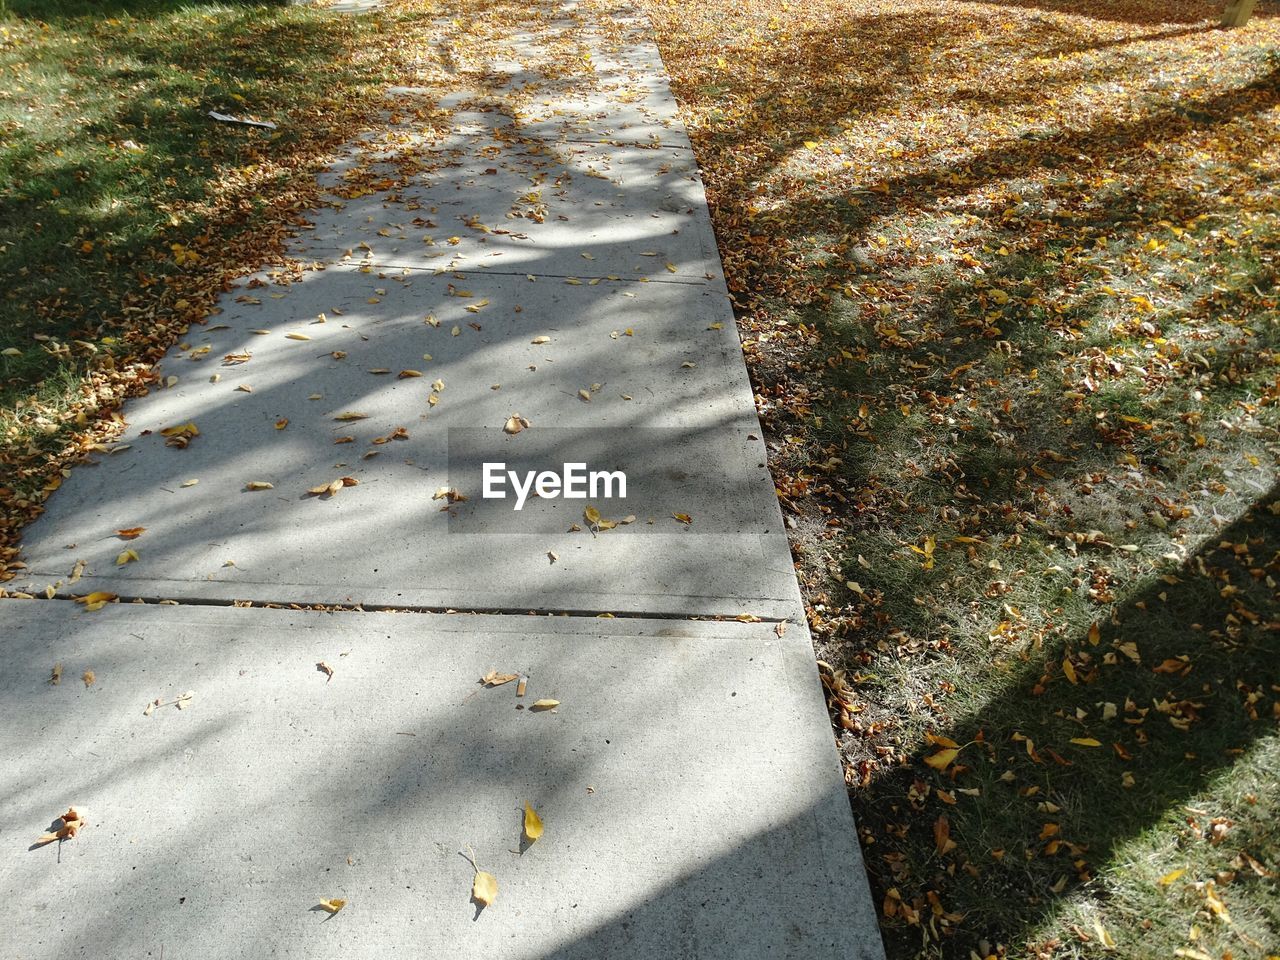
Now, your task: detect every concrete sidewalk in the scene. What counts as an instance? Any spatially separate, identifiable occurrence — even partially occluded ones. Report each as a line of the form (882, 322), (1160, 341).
(1, 2), (884, 956)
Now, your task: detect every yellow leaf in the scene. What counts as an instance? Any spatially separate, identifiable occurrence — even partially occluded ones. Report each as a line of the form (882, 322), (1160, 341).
(246, 481), (274, 491)
(1087, 622), (1101, 645)
(318, 898), (346, 913)
(116, 548), (139, 566)
(1158, 868), (1186, 887)
(1070, 737), (1102, 747)
(275, 419), (289, 430)
(333, 412), (368, 421)
(285, 333), (311, 341)
(472, 871), (498, 907)
(523, 802), (544, 842)
(673, 513), (692, 524)
(584, 505), (601, 524)
(924, 748), (958, 771)
(1062, 658), (1077, 684)
(116, 527), (145, 539)
(82, 669), (95, 687)
(803, 140), (819, 149)
(160, 422), (199, 437)
(531, 699), (560, 711)
(76, 591), (116, 611)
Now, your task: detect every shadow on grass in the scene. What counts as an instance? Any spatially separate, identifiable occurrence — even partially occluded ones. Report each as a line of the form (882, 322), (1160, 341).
(853, 489), (1279, 956)
(0, 0), (287, 20)
(0, 0), (401, 444)
(965, 0), (1274, 26)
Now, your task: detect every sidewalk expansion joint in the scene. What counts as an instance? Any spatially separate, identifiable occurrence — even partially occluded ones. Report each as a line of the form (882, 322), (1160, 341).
(359, 263), (716, 286)
(0, 591), (788, 625)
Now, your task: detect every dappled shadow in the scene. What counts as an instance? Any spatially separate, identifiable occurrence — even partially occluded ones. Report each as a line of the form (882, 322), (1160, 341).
(7, 0), (798, 621)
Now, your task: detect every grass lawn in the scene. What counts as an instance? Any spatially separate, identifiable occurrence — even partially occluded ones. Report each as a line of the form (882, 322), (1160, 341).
(1, 0), (1277, 956)
(631, 0), (1280, 956)
(0, 0), (422, 562)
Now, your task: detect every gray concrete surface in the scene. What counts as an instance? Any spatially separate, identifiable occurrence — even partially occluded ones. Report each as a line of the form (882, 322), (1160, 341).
(0, 601), (882, 960)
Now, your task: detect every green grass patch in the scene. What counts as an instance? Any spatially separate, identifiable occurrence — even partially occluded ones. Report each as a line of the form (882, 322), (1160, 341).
(0, 0), (396, 481)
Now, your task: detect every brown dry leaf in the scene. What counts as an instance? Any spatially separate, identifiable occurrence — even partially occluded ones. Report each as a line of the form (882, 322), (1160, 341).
(285, 332), (311, 341)
(933, 815), (957, 855)
(116, 527), (145, 540)
(577, 389), (591, 402)
(82, 669), (95, 688)
(50, 662), (62, 685)
(531, 699), (560, 711)
(504, 414), (531, 435)
(333, 412), (369, 422)
(246, 481), (274, 491)
(523, 802), (544, 843)
(34, 808), (86, 846)
(672, 513), (693, 524)
(318, 898), (346, 914)
(275, 419), (289, 430)
(317, 661), (335, 682)
(482, 670), (519, 687)
(531, 335), (551, 344)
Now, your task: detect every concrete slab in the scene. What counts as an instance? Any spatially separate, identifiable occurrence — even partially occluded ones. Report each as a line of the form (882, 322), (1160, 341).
(0, 600), (882, 960)
(13, 266), (796, 617)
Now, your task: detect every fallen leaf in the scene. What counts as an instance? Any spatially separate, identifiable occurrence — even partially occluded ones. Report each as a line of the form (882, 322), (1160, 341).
(472, 870), (497, 907)
(246, 481), (274, 491)
(116, 527), (145, 540)
(333, 412), (369, 421)
(317, 661), (334, 682)
(523, 802), (544, 842)
(672, 513), (692, 524)
(504, 414), (531, 435)
(33, 807), (85, 846)
(116, 548), (139, 565)
(318, 898), (346, 914)
(481, 670), (519, 686)
(531, 699), (560, 711)
(275, 419), (289, 430)
(82, 670), (95, 688)
(76, 591), (117, 612)
(924, 747), (959, 771)
(50, 663), (62, 685)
